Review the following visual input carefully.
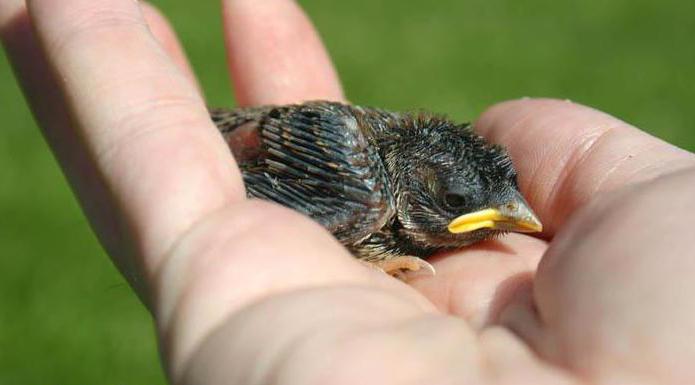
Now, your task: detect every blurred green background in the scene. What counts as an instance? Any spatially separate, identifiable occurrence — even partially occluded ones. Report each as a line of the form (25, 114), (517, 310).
(1, 0), (693, 383)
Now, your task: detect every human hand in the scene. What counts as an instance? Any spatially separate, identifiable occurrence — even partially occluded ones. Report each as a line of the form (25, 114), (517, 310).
(3, 0), (695, 384)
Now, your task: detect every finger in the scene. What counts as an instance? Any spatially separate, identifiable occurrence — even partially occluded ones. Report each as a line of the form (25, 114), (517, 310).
(0, 0), (22, 26)
(1, 0), (69, 134)
(476, 98), (695, 236)
(25, 0), (244, 289)
(2, 1), (144, 285)
(1, 1), (197, 126)
(140, 2), (200, 89)
(222, 0), (345, 106)
(521, 169), (695, 382)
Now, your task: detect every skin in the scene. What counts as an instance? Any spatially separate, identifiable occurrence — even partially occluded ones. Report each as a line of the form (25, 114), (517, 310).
(2, 0), (695, 384)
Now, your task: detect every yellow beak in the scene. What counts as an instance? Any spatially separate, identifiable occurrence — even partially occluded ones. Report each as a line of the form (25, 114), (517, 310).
(447, 192), (542, 234)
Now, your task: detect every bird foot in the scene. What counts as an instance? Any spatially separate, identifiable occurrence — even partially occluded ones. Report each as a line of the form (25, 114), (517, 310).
(367, 256), (436, 279)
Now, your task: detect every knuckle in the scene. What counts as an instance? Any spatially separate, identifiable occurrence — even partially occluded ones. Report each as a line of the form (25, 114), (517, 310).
(47, 5), (147, 58)
(93, 93), (205, 165)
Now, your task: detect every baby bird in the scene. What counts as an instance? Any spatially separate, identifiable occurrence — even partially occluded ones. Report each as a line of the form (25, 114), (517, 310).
(211, 101), (541, 275)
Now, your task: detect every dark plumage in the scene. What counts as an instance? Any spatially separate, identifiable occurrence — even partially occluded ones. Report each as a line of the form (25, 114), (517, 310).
(211, 101), (541, 274)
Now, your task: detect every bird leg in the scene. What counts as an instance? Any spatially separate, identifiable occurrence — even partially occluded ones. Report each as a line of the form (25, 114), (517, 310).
(367, 256), (436, 279)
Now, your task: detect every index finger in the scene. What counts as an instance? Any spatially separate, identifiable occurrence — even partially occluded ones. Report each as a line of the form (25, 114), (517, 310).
(476, 98), (695, 236)
(24, 0), (244, 284)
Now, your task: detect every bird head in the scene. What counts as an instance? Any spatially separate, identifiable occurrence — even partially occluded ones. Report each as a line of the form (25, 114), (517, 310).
(380, 114), (542, 252)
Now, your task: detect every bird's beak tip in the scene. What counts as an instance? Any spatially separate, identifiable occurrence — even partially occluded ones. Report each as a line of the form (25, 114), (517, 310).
(447, 194), (543, 234)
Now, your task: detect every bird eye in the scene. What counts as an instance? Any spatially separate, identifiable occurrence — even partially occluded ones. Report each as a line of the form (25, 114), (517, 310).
(444, 193), (467, 209)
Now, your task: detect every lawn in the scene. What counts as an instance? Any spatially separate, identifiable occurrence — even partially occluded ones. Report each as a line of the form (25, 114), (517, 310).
(1, 0), (693, 383)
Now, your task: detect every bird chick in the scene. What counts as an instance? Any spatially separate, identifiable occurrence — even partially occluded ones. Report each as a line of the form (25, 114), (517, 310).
(212, 101), (541, 276)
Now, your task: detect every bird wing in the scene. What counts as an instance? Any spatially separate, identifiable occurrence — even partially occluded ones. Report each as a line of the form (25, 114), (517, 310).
(212, 102), (395, 244)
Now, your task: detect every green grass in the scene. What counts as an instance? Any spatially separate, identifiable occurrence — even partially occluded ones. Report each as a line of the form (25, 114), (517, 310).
(1, 0), (694, 383)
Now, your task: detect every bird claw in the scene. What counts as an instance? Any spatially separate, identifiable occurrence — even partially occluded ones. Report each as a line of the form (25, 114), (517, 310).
(366, 256), (436, 280)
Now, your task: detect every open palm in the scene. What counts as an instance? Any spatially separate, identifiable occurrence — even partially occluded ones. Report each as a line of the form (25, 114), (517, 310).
(3, 0), (695, 384)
